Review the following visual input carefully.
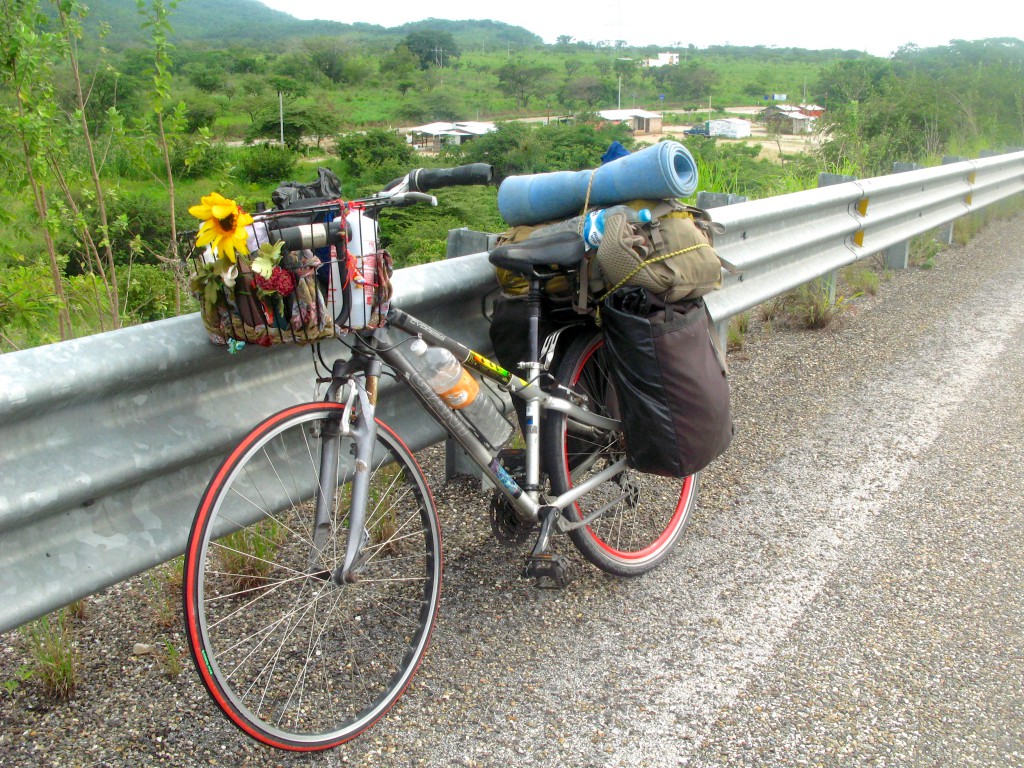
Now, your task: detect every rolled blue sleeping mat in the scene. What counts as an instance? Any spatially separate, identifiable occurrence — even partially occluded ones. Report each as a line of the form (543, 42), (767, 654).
(497, 140), (699, 226)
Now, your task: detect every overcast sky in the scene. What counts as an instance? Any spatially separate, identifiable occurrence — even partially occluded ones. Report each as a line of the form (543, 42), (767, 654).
(257, 0), (1021, 57)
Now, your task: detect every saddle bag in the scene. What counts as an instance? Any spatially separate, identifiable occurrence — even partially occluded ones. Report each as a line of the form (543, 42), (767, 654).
(600, 286), (733, 477)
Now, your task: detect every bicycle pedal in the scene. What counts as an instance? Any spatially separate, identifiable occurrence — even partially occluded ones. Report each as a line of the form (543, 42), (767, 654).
(524, 553), (571, 589)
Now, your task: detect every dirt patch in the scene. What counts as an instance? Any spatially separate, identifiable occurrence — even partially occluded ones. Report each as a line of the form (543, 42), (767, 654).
(638, 122), (820, 164)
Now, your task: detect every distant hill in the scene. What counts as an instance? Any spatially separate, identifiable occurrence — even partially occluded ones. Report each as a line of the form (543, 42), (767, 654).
(63, 0), (543, 51)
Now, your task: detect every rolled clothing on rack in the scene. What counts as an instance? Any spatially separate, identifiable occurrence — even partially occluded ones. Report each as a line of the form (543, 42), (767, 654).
(497, 141), (699, 226)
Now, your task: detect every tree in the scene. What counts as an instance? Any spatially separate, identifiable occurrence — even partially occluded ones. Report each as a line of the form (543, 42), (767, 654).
(653, 61), (719, 102)
(612, 57), (640, 84)
(402, 30), (460, 70)
(301, 38), (374, 86)
(380, 44), (418, 79)
(247, 101), (316, 148)
(495, 60), (553, 109)
(559, 76), (612, 109)
(813, 59), (894, 106)
(137, 0), (184, 316)
(304, 37), (348, 83)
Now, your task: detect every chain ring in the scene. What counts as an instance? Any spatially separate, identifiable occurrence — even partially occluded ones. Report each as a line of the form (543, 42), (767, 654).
(489, 494), (534, 546)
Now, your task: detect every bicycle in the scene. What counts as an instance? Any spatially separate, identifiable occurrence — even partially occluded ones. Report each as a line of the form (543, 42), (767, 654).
(182, 165), (700, 751)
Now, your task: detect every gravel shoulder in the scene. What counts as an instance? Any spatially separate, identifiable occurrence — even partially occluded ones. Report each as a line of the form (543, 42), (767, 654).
(2, 213), (1023, 767)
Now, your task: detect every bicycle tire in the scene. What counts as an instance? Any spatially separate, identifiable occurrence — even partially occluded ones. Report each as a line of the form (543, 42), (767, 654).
(543, 330), (698, 577)
(183, 402), (442, 751)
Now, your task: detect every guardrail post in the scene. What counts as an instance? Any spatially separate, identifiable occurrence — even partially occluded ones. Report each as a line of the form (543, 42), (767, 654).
(884, 163), (923, 269)
(697, 191), (749, 350)
(445, 229), (504, 482)
(938, 157), (967, 245)
(816, 173), (856, 303)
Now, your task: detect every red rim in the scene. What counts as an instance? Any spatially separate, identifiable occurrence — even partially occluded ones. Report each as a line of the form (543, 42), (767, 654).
(183, 403), (441, 751)
(565, 342), (695, 561)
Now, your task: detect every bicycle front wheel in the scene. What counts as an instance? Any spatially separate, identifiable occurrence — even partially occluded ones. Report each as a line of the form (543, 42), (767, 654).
(183, 402), (442, 751)
(543, 330), (699, 577)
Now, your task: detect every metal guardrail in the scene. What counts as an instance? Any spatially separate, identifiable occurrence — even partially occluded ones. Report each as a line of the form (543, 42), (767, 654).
(1, 151), (1022, 633)
(0, 258), (499, 633)
(702, 151), (1024, 324)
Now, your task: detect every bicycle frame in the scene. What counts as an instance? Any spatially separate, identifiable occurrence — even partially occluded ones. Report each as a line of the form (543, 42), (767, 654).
(329, 303), (622, 583)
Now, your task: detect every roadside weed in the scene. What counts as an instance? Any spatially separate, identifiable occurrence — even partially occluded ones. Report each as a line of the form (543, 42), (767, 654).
(727, 312), (750, 351)
(843, 266), (881, 295)
(146, 557), (184, 628)
(910, 236), (941, 269)
(20, 610), (78, 700)
(158, 640), (183, 679)
(217, 517), (287, 591)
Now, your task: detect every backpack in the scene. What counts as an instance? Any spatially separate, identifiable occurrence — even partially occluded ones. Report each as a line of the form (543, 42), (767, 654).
(595, 199), (728, 304)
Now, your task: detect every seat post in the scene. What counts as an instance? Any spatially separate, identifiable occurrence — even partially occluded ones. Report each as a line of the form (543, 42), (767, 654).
(521, 274), (545, 498)
(526, 275), (544, 368)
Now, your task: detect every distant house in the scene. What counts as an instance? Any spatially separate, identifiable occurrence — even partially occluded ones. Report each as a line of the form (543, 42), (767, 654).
(643, 53), (680, 68)
(407, 121), (496, 151)
(598, 109), (663, 134)
(799, 103), (825, 118)
(708, 118), (752, 138)
(760, 104), (816, 134)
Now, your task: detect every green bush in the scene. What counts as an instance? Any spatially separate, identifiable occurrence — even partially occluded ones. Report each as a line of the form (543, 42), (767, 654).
(235, 144), (298, 183)
(170, 132), (230, 180)
(184, 100), (219, 133)
(334, 129), (414, 187)
(0, 266), (64, 351)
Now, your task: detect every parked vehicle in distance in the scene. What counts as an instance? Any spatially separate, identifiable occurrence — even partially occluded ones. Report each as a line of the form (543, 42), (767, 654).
(683, 123), (710, 136)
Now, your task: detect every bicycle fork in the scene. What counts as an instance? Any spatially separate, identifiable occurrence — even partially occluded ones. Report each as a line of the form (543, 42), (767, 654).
(310, 358), (381, 584)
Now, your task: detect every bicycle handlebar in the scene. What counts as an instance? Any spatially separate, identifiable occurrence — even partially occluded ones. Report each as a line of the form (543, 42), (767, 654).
(267, 219), (345, 251)
(407, 164), (493, 192)
(264, 164), (489, 250)
(265, 190), (441, 251)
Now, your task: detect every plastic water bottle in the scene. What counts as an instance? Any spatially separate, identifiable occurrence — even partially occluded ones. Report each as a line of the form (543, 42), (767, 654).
(527, 205), (652, 245)
(409, 339), (512, 449)
(582, 205), (653, 247)
(343, 210), (381, 329)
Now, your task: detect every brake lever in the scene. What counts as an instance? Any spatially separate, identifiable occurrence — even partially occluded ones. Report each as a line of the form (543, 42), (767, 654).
(380, 173), (411, 196)
(389, 192), (438, 207)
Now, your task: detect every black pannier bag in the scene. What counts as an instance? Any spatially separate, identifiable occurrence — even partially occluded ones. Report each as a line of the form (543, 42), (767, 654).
(600, 286), (733, 477)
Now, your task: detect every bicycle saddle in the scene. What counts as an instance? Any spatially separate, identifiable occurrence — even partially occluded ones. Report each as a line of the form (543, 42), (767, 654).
(488, 231), (587, 277)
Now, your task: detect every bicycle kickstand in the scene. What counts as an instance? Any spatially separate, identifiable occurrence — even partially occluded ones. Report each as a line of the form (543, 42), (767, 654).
(524, 505), (571, 589)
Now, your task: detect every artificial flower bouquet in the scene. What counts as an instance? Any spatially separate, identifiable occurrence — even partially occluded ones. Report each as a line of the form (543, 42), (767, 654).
(187, 193), (338, 348)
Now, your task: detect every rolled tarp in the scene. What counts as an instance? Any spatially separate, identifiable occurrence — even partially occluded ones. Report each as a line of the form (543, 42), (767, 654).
(497, 141), (699, 226)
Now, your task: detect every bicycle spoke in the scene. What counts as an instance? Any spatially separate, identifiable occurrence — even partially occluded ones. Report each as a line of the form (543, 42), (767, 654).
(185, 405), (441, 749)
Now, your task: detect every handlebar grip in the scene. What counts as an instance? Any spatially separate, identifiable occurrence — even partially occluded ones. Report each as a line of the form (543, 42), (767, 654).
(267, 219), (345, 251)
(408, 164), (493, 192)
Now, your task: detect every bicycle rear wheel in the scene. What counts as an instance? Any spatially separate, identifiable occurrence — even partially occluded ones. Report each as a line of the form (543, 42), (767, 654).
(543, 330), (698, 577)
(183, 402), (441, 751)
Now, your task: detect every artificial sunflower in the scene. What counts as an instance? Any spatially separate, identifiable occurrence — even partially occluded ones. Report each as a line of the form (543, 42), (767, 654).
(189, 192), (255, 262)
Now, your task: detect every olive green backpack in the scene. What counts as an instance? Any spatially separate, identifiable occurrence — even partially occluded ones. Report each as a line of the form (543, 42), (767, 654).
(594, 199), (730, 304)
